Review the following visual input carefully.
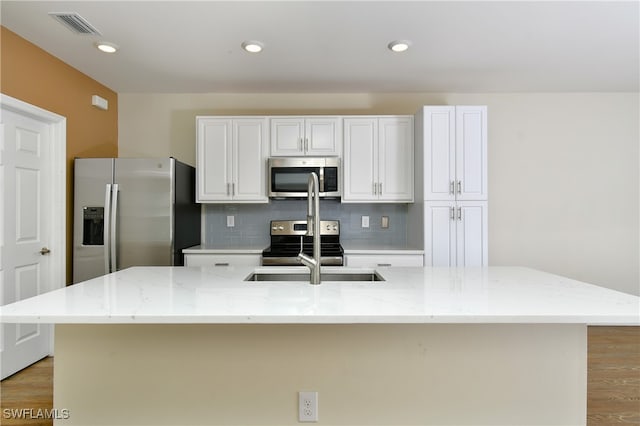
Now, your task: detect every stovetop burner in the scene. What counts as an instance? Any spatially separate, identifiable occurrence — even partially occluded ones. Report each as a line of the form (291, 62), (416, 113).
(262, 220), (344, 266)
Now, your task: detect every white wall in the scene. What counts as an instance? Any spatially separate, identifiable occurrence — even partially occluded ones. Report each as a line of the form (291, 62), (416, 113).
(118, 92), (639, 295)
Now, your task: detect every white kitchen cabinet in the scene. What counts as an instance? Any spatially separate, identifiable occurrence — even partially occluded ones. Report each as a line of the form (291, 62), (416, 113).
(184, 253), (261, 267)
(196, 117), (268, 203)
(421, 106), (487, 201)
(411, 106), (488, 267)
(423, 201), (488, 267)
(342, 116), (414, 203)
(344, 254), (424, 268)
(270, 117), (341, 156)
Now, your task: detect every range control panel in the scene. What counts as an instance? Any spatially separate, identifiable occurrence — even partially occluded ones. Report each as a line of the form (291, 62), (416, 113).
(270, 220), (340, 236)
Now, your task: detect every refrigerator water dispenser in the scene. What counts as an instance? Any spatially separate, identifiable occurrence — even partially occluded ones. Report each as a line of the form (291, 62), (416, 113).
(82, 207), (104, 246)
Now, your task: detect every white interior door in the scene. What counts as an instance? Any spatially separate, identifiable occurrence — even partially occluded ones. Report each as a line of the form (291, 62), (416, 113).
(1, 95), (65, 379)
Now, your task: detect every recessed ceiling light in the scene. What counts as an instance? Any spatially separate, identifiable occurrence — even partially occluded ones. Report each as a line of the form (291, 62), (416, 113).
(241, 41), (264, 53)
(388, 40), (411, 53)
(95, 41), (118, 53)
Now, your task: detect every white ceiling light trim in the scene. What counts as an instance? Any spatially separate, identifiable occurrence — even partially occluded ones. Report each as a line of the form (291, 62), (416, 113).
(96, 42), (118, 53)
(241, 41), (264, 53)
(388, 40), (411, 53)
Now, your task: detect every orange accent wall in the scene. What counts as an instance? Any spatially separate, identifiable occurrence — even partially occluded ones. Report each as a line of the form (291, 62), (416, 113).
(1, 26), (118, 284)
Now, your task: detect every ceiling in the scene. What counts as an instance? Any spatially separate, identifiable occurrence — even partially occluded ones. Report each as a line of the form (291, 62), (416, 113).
(1, 1), (638, 93)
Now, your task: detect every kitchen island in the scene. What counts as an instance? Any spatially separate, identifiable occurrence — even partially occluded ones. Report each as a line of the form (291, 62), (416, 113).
(1, 266), (638, 425)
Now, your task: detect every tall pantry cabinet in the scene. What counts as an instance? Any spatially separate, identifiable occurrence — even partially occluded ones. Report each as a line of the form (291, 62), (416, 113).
(410, 106), (488, 266)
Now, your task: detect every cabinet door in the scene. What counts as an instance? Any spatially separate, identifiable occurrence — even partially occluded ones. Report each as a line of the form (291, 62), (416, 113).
(422, 107), (456, 201)
(424, 201), (456, 267)
(455, 201), (488, 266)
(197, 118), (232, 202)
(378, 117), (414, 202)
(233, 118), (268, 202)
(342, 118), (377, 202)
(455, 106), (487, 201)
(270, 118), (304, 156)
(305, 117), (341, 156)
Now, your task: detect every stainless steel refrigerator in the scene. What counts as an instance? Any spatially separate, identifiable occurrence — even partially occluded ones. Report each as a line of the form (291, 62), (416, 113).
(73, 158), (201, 283)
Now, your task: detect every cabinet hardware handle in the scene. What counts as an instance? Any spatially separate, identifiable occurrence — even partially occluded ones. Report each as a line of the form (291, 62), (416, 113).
(110, 184), (119, 273)
(319, 167), (325, 192)
(104, 184), (112, 274)
(373, 182), (377, 195)
(457, 180), (462, 194)
(305, 138), (309, 152)
(377, 263), (392, 267)
(40, 247), (51, 255)
(450, 207), (455, 220)
(457, 207), (462, 220)
(214, 263), (229, 266)
(379, 182), (382, 195)
(450, 181), (455, 194)
(232, 183), (235, 196)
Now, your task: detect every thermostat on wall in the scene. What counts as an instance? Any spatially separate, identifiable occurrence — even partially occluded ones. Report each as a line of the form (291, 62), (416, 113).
(91, 95), (108, 110)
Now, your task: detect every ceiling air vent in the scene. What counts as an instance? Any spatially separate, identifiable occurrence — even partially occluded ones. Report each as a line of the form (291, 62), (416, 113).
(49, 12), (102, 35)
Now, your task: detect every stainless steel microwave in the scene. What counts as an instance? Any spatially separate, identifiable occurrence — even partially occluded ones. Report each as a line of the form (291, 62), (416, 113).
(268, 157), (340, 198)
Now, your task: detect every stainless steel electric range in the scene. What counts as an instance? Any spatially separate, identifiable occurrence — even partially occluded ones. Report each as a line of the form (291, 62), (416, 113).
(261, 220), (344, 266)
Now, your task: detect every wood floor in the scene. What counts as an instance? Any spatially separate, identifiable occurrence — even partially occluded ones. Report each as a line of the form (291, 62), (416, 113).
(0, 356), (53, 426)
(0, 327), (638, 425)
(588, 326), (640, 424)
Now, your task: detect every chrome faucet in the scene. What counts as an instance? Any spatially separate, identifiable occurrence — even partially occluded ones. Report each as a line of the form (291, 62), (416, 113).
(298, 172), (321, 284)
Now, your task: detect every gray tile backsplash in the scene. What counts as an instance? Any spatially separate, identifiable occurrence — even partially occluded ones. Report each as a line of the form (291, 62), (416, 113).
(204, 200), (408, 249)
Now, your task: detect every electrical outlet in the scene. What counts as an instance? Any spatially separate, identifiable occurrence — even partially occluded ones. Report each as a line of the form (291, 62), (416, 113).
(381, 216), (389, 229)
(361, 215), (369, 228)
(226, 215), (235, 227)
(298, 391), (318, 422)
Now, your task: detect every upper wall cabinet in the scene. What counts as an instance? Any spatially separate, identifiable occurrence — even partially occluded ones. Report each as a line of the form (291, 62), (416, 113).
(420, 106), (487, 201)
(270, 117), (341, 156)
(342, 116), (414, 203)
(196, 117), (268, 203)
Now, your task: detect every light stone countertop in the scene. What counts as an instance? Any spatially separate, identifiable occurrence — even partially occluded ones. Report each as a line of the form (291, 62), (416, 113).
(1, 266), (638, 325)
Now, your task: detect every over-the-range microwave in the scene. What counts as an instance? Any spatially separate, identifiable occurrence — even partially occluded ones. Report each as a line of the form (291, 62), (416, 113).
(268, 157), (340, 198)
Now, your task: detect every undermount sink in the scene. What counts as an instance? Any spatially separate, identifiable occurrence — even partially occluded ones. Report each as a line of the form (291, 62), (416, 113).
(244, 270), (385, 282)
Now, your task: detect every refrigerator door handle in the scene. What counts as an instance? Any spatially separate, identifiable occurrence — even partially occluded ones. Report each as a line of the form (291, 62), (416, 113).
(110, 184), (119, 273)
(103, 184), (112, 274)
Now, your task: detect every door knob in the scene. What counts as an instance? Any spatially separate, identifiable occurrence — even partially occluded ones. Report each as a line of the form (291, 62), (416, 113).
(40, 247), (51, 255)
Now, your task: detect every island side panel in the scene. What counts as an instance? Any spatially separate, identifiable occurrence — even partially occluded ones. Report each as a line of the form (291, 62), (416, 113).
(54, 324), (586, 425)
